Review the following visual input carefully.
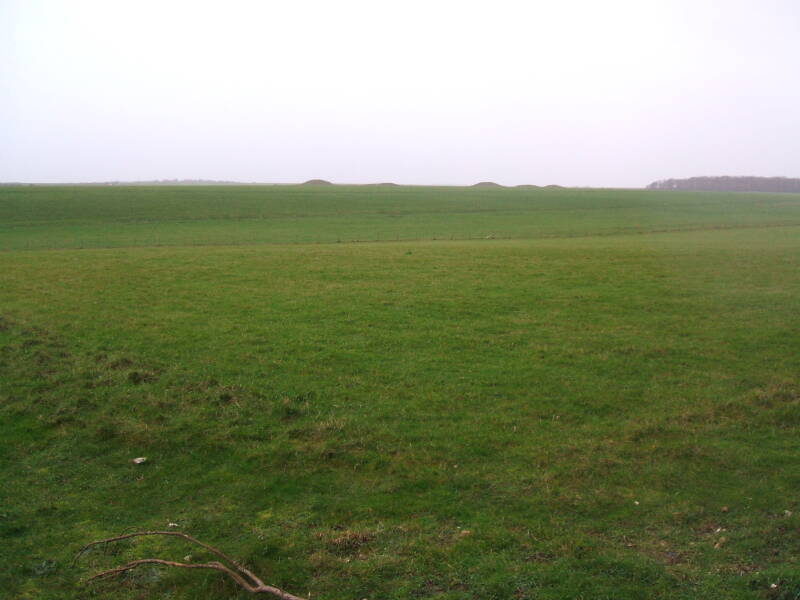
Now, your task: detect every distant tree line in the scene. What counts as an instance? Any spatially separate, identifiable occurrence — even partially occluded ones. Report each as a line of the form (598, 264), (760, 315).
(647, 176), (800, 193)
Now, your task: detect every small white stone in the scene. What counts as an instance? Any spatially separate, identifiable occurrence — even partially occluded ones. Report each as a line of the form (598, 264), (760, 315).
(131, 457), (147, 464)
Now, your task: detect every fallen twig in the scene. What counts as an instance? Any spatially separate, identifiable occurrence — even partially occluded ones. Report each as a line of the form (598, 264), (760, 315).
(76, 530), (307, 599)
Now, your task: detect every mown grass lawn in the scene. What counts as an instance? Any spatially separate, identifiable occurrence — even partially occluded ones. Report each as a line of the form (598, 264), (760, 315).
(1, 186), (799, 599)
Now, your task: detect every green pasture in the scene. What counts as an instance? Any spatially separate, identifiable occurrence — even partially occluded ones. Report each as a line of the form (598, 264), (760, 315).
(2, 184), (799, 250)
(1, 185), (799, 599)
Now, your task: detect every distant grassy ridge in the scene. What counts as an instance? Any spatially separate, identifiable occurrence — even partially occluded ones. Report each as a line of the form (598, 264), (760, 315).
(2, 185), (800, 250)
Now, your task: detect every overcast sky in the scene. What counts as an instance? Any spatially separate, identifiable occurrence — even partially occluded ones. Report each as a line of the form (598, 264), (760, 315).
(2, 0), (799, 186)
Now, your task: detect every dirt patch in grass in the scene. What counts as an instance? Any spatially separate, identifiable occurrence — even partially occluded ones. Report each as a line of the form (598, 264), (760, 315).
(127, 369), (159, 385)
(319, 529), (376, 557)
(107, 356), (134, 370)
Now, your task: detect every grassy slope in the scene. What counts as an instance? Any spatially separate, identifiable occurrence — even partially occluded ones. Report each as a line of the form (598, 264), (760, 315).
(1, 187), (799, 599)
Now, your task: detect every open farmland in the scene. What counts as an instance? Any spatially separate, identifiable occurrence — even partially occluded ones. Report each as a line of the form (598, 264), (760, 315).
(1, 185), (800, 599)
(3, 184), (800, 250)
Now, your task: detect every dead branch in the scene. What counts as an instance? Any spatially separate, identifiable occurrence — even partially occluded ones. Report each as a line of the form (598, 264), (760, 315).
(75, 530), (308, 600)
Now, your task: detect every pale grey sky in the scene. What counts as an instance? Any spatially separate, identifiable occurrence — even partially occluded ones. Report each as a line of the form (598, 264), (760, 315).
(2, 0), (799, 186)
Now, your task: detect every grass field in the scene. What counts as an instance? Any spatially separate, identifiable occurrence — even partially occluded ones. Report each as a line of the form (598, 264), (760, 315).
(1, 185), (799, 599)
(2, 184), (800, 250)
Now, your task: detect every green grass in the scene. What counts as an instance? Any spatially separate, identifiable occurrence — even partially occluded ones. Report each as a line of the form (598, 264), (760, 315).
(1, 185), (800, 599)
(2, 184), (799, 250)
